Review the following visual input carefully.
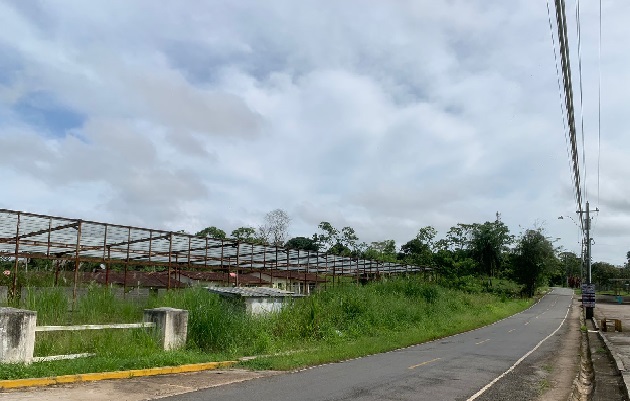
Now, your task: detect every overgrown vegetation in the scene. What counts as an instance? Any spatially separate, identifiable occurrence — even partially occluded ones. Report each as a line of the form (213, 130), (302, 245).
(0, 278), (531, 379)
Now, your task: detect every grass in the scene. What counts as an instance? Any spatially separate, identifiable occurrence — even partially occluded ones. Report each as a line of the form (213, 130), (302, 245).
(0, 278), (533, 379)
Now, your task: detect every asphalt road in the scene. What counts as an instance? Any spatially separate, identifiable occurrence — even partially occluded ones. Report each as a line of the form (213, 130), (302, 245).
(164, 288), (573, 401)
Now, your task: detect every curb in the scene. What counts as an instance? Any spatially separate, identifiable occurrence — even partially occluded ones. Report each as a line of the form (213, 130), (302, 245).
(0, 360), (238, 390)
(592, 316), (630, 400)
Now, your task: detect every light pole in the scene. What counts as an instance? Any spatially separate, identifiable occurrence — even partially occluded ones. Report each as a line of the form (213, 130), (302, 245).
(576, 201), (599, 319)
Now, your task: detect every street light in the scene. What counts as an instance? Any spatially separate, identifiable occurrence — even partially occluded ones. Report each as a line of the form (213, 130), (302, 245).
(557, 215), (581, 229)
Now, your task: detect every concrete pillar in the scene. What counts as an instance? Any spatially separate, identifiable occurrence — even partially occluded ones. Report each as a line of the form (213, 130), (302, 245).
(0, 307), (36, 363)
(143, 307), (188, 351)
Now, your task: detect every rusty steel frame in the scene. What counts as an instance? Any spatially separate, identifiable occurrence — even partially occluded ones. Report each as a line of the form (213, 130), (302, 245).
(0, 208), (427, 296)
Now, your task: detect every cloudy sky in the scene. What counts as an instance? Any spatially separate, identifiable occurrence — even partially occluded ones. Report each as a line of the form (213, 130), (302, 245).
(0, 1), (627, 264)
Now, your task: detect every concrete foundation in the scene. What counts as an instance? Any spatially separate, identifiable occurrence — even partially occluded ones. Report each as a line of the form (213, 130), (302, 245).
(0, 307), (36, 363)
(143, 307), (188, 351)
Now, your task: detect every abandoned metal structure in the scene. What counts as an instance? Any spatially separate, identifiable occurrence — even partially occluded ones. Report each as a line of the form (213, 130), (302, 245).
(0, 209), (427, 300)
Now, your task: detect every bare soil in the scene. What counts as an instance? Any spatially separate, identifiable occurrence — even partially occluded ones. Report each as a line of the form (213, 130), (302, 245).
(0, 369), (282, 401)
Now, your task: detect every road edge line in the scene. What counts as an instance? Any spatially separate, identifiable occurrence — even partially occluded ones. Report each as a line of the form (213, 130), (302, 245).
(0, 360), (239, 389)
(465, 292), (572, 401)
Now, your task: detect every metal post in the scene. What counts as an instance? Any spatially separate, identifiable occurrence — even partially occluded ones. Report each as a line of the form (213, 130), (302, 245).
(12, 212), (21, 302)
(272, 246), (278, 288)
(106, 247), (111, 286)
(204, 237), (209, 270)
(286, 249), (290, 291)
(235, 241), (240, 287)
(585, 201), (593, 319)
(187, 236), (192, 273)
(72, 220), (82, 307)
(261, 246), (265, 286)
(46, 217), (52, 260)
(220, 239), (226, 285)
(148, 229), (153, 265)
(167, 233), (173, 290)
(123, 227), (131, 297)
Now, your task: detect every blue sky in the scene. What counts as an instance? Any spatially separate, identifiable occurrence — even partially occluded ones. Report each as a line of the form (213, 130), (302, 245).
(0, 0), (628, 265)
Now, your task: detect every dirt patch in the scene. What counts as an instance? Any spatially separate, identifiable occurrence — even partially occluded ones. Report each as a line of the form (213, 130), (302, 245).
(0, 369), (282, 401)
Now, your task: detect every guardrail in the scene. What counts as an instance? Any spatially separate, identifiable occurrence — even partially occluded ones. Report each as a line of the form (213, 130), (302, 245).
(0, 307), (188, 364)
(35, 322), (156, 332)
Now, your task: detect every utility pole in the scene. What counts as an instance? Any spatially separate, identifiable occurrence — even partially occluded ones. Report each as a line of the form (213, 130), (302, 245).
(577, 201), (598, 319)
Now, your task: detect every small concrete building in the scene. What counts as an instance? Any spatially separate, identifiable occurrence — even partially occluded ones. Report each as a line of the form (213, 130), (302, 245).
(257, 271), (325, 294)
(173, 271), (271, 288)
(206, 287), (303, 315)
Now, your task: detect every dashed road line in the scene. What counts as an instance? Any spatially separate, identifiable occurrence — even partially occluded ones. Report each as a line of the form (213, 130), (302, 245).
(408, 358), (441, 370)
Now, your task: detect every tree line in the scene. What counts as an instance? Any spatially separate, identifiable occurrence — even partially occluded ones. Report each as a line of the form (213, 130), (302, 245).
(194, 210), (593, 296)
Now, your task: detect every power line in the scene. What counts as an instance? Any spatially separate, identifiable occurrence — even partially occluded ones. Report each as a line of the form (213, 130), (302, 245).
(597, 0), (602, 209)
(546, 0), (576, 209)
(553, 0), (584, 229)
(575, 0), (587, 201)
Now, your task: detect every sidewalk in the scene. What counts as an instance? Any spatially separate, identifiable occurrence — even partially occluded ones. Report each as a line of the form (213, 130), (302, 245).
(591, 299), (630, 399)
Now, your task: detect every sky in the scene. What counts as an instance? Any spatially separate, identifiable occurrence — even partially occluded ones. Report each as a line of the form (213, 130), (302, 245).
(0, 1), (628, 265)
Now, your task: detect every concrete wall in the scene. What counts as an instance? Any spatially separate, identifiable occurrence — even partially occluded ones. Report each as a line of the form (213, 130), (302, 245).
(245, 297), (287, 315)
(0, 307), (36, 363)
(17, 287), (167, 306)
(143, 308), (188, 351)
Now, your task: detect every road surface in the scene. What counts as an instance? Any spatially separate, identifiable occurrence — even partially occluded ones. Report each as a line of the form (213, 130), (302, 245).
(164, 288), (573, 401)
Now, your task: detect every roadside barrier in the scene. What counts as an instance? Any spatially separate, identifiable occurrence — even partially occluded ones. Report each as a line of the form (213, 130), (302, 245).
(600, 318), (622, 332)
(0, 307), (187, 364)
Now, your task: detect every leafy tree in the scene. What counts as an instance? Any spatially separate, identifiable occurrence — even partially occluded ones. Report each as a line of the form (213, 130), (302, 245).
(340, 226), (359, 252)
(512, 228), (556, 296)
(592, 261), (621, 289)
(231, 227), (258, 243)
(313, 222), (338, 250)
(468, 219), (512, 277)
(399, 226), (437, 266)
(258, 209), (291, 246)
(557, 251), (582, 287)
(312, 222), (359, 255)
(195, 226), (226, 239)
(364, 240), (398, 263)
(285, 236), (319, 252)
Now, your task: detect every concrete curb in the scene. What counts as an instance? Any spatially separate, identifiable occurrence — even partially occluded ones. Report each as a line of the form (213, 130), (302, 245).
(0, 360), (238, 390)
(569, 309), (594, 401)
(592, 316), (630, 400)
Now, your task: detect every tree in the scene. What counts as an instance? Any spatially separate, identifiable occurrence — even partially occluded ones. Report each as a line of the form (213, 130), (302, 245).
(312, 221), (338, 251)
(285, 236), (319, 252)
(512, 228), (556, 297)
(468, 219), (512, 277)
(231, 227), (258, 243)
(311, 222), (361, 256)
(592, 261), (621, 289)
(364, 240), (398, 262)
(195, 226), (226, 239)
(258, 209), (291, 246)
(558, 251), (582, 288)
(399, 226), (437, 266)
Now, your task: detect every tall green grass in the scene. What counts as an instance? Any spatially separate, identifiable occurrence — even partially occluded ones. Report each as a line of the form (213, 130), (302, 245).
(0, 278), (532, 378)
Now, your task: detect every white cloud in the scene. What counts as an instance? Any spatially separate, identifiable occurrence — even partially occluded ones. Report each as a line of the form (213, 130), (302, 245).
(0, 0), (628, 265)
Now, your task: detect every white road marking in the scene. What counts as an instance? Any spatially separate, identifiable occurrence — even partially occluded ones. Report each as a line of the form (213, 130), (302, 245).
(475, 339), (491, 345)
(465, 301), (571, 401)
(508, 329), (516, 333)
(408, 358), (441, 370)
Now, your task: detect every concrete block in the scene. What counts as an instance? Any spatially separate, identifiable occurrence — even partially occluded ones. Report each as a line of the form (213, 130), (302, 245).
(143, 307), (188, 351)
(0, 307), (36, 363)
